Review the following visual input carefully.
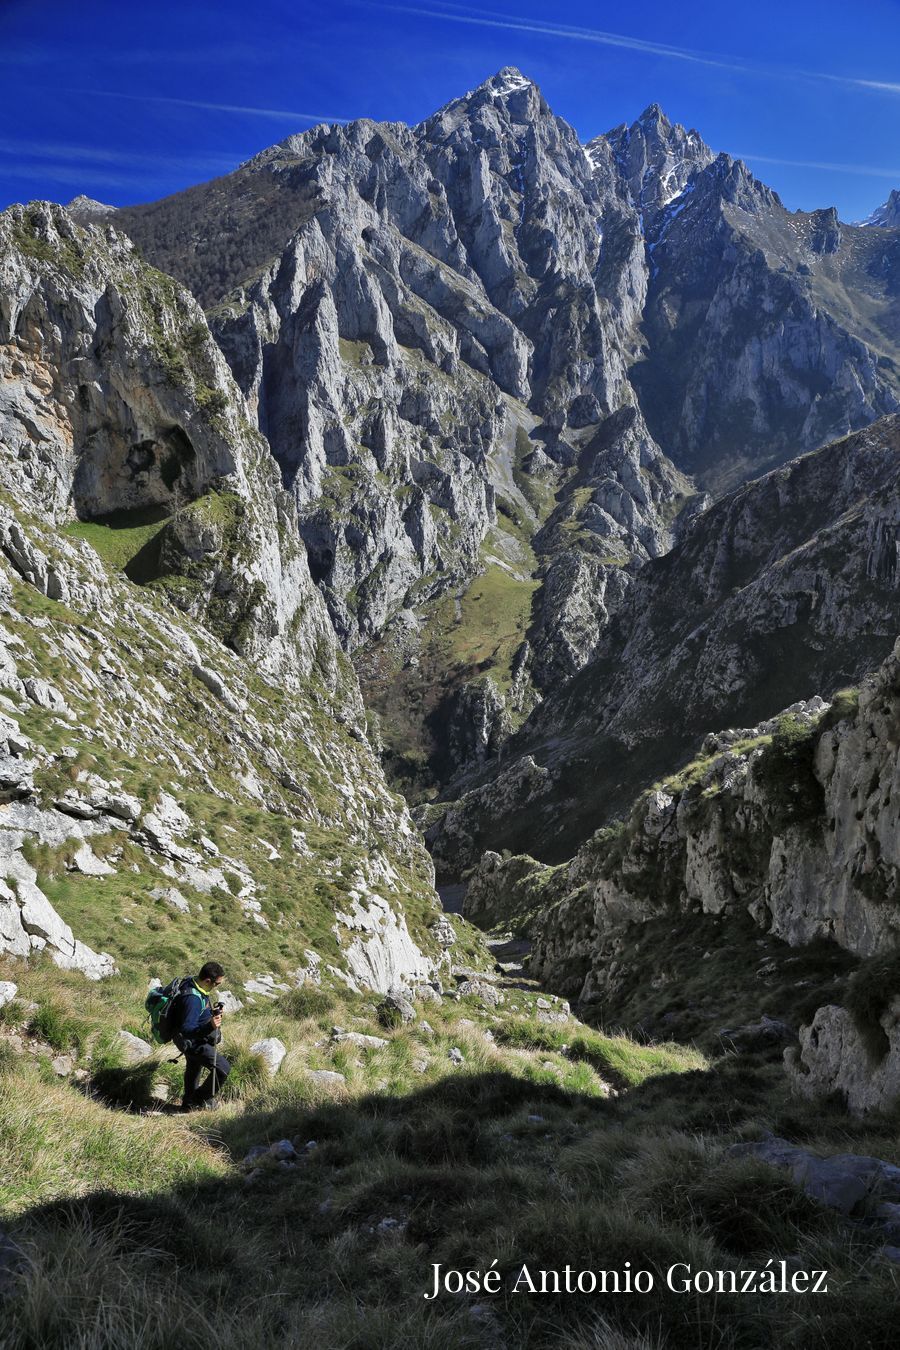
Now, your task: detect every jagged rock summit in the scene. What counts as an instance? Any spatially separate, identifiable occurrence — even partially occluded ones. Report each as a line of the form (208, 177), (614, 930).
(102, 71), (900, 792)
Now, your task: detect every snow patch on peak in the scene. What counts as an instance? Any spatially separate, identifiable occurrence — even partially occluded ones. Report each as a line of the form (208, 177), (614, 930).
(487, 67), (533, 97)
(859, 189), (900, 228)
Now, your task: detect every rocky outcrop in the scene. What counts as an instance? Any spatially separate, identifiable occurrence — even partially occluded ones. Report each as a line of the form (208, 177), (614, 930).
(477, 638), (899, 1110)
(863, 189), (900, 229)
(0, 218), (448, 990)
(786, 1002), (900, 1114)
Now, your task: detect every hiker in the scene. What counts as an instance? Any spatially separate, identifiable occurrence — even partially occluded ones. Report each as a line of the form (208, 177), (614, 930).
(171, 960), (232, 1112)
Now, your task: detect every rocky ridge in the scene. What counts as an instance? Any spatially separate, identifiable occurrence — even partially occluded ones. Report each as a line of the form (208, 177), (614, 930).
(106, 74), (900, 786)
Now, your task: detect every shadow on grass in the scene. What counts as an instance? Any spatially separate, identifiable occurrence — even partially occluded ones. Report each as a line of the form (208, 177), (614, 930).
(7, 1061), (900, 1350)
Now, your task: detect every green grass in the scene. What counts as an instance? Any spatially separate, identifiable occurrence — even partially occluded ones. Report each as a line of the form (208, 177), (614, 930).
(3, 955), (900, 1350)
(441, 562), (537, 693)
(63, 506), (172, 578)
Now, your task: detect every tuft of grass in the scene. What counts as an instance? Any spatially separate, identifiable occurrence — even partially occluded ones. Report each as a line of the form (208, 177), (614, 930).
(279, 985), (336, 1021)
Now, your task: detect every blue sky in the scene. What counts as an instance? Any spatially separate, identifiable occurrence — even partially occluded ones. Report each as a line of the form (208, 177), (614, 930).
(3, 0), (900, 221)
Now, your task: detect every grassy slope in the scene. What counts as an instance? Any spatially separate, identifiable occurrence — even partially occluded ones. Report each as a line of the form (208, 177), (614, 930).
(356, 532), (539, 800)
(0, 486), (442, 989)
(2, 958), (899, 1350)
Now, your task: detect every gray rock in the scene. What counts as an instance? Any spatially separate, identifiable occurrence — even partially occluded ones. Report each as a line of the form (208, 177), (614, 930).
(243, 1145), (270, 1165)
(456, 979), (504, 1008)
(249, 1037), (287, 1075)
(149, 886), (190, 914)
(377, 991), (417, 1027)
(0, 981), (17, 1010)
(729, 1137), (900, 1217)
(114, 1030), (153, 1065)
(192, 664), (244, 714)
(307, 1069), (346, 1085)
(71, 843), (114, 877)
(113, 1031), (153, 1063)
(268, 1139), (297, 1160)
(331, 1030), (388, 1050)
(448, 1047), (464, 1065)
(719, 1016), (796, 1052)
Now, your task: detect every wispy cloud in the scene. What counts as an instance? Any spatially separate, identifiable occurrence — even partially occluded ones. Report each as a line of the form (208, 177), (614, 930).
(0, 137), (238, 176)
(738, 153), (900, 180)
(0, 162), (175, 194)
(71, 90), (348, 124)
(371, 1), (900, 98)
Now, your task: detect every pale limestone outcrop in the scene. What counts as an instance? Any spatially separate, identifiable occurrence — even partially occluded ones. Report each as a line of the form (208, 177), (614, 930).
(786, 1001), (900, 1114)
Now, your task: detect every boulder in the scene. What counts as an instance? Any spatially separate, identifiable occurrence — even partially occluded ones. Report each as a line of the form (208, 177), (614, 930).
(377, 991), (417, 1028)
(456, 978), (504, 1008)
(307, 1069), (346, 1085)
(0, 981), (17, 1010)
(331, 1030), (388, 1050)
(729, 1137), (900, 1218)
(71, 843), (115, 877)
(114, 1030), (153, 1065)
(149, 886), (190, 914)
(250, 1037), (287, 1075)
(718, 1015), (796, 1052)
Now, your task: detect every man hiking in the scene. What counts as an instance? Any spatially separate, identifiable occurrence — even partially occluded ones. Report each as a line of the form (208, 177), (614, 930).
(171, 960), (231, 1112)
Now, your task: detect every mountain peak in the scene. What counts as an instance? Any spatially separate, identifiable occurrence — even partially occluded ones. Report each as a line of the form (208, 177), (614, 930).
(66, 194), (116, 219)
(637, 102), (669, 127)
(861, 187), (900, 228)
(480, 66), (535, 98)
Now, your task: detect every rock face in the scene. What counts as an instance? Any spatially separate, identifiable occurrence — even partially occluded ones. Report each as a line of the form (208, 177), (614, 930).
(470, 638), (900, 1111)
(529, 642), (900, 989)
(786, 1002), (900, 1115)
(0, 202), (444, 993)
(426, 415), (900, 872)
(110, 77), (900, 791)
(863, 190), (900, 230)
(0, 200), (337, 686)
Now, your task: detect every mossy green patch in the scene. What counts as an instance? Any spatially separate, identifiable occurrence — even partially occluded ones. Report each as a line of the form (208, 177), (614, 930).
(63, 506), (172, 579)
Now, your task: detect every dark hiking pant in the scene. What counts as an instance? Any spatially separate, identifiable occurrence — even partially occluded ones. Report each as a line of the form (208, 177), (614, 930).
(182, 1042), (230, 1109)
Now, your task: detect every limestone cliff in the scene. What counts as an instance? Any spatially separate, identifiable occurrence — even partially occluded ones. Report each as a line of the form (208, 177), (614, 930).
(0, 201), (446, 992)
(468, 638), (900, 1111)
(426, 415), (900, 872)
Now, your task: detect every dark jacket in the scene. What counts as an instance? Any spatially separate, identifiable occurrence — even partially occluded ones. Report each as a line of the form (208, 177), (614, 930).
(171, 978), (218, 1052)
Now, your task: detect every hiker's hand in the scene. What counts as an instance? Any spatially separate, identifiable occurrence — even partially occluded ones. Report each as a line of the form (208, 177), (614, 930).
(211, 1014), (223, 1029)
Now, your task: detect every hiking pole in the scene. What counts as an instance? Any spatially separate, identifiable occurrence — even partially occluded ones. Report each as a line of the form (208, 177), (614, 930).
(210, 1002), (223, 1106)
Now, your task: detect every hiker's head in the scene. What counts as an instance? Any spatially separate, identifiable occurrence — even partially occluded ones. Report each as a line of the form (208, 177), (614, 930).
(196, 960), (225, 991)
